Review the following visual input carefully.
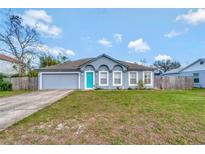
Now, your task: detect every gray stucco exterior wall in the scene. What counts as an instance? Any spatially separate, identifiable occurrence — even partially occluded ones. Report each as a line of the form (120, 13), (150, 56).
(79, 70), (153, 89)
(80, 56), (127, 71)
(79, 56), (154, 89)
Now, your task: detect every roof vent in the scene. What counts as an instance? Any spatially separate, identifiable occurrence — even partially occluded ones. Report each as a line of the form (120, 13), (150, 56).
(200, 61), (204, 65)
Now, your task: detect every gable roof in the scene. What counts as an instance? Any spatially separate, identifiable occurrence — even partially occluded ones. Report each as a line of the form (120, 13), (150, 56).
(0, 53), (19, 63)
(37, 54), (154, 71)
(162, 67), (183, 75)
(79, 54), (129, 68)
(179, 58), (205, 73)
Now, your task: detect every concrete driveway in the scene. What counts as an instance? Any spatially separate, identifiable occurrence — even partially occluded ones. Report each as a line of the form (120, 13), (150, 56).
(0, 90), (73, 131)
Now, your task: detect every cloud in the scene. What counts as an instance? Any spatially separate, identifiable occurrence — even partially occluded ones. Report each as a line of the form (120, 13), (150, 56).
(114, 33), (122, 43)
(155, 54), (173, 61)
(37, 44), (75, 57)
(98, 38), (112, 47)
(128, 38), (150, 53)
(64, 49), (75, 56)
(176, 9), (205, 25)
(21, 9), (62, 37)
(23, 9), (52, 23)
(164, 28), (189, 38)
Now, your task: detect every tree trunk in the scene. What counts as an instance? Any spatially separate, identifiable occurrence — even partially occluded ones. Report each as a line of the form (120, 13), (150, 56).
(18, 63), (24, 77)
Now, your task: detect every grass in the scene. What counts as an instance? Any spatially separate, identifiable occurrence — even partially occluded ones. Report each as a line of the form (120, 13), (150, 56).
(0, 89), (205, 144)
(0, 90), (30, 98)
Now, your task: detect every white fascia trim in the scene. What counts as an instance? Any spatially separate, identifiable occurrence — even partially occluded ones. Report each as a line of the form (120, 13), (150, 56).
(84, 70), (95, 90)
(143, 71), (153, 86)
(39, 72), (42, 90)
(99, 71), (109, 86)
(113, 71), (123, 86)
(40, 71), (81, 90)
(128, 71), (138, 86)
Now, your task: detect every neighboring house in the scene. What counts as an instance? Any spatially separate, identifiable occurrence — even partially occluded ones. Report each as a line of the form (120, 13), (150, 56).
(162, 59), (205, 88)
(179, 59), (205, 88)
(162, 67), (183, 77)
(0, 53), (19, 76)
(37, 54), (155, 90)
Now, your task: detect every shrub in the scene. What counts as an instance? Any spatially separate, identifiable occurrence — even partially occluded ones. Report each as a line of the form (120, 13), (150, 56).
(128, 87), (133, 90)
(0, 80), (12, 91)
(28, 70), (38, 77)
(0, 74), (3, 82)
(0, 73), (11, 91)
(116, 86), (121, 90)
(138, 80), (144, 89)
(11, 73), (20, 77)
(0, 73), (8, 81)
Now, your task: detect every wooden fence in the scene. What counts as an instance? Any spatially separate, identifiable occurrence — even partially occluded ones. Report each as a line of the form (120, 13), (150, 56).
(154, 76), (193, 89)
(3, 76), (193, 90)
(5, 77), (38, 90)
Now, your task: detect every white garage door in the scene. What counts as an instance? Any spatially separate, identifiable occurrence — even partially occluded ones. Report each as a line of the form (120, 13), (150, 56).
(42, 73), (79, 89)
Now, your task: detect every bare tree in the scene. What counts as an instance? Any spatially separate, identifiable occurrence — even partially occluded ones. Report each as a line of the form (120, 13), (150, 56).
(0, 11), (40, 76)
(153, 60), (181, 72)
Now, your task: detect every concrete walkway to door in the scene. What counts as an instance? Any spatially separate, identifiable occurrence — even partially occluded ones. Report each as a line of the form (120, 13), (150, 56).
(0, 90), (73, 131)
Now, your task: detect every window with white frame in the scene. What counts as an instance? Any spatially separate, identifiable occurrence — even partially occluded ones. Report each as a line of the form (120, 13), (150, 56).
(144, 71), (152, 85)
(129, 72), (138, 85)
(99, 71), (108, 86)
(193, 73), (199, 83)
(113, 71), (122, 85)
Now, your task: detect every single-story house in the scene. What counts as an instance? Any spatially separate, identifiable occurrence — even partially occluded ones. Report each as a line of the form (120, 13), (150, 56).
(37, 54), (155, 90)
(162, 58), (205, 88)
(0, 53), (19, 76)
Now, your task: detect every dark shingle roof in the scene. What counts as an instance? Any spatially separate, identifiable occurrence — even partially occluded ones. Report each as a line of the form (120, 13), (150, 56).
(118, 60), (155, 71)
(38, 58), (92, 71)
(38, 55), (154, 71)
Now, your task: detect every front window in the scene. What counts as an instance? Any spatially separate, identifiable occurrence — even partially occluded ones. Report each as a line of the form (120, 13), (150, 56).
(129, 72), (138, 85)
(99, 71), (108, 85)
(144, 71), (152, 85)
(113, 71), (122, 85)
(193, 73), (199, 83)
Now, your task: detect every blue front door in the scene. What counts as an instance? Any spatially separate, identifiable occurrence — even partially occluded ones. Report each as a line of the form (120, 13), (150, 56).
(86, 72), (94, 89)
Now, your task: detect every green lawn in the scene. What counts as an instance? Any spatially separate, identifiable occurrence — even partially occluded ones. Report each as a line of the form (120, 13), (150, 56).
(0, 90), (30, 98)
(0, 89), (205, 144)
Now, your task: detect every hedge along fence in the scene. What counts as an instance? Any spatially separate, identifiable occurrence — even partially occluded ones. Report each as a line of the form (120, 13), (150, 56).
(154, 76), (193, 90)
(4, 77), (38, 90)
